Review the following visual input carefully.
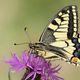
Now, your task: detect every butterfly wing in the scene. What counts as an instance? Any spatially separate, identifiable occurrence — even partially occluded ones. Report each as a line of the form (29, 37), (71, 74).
(39, 5), (78, 59)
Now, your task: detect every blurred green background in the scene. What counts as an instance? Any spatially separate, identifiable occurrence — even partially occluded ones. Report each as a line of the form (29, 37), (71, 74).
(0, 0), (80, 80)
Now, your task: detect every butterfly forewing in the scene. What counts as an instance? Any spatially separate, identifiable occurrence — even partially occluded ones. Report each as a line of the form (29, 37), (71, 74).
(39, 5), (79, 60)
(39, 5), (78, 44)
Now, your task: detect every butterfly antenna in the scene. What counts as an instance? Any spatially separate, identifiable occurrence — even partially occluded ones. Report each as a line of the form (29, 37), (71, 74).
(14, 42), (29, 45)
(24, 27), (31, 43)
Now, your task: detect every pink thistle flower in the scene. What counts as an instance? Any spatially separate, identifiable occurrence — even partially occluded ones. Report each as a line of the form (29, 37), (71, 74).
(5, 52), (64, 80)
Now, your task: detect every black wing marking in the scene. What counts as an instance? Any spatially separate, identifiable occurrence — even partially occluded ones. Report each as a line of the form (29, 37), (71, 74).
(39, 5), (78, 46)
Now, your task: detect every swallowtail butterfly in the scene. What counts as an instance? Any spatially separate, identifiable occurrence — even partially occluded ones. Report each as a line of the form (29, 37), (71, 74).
(8, 5), (80, 80)
(16, 5), (80, 65)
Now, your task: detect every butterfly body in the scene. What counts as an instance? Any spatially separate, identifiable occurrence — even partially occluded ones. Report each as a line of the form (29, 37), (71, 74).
(29, 42), (69, 59)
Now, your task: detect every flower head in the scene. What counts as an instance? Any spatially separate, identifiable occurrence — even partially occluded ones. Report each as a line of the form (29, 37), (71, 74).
(6, 51), (64, 80)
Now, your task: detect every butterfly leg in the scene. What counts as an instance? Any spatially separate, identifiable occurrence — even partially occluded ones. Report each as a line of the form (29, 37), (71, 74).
(44, 51), (46, 56)
(42, 51), (47, 57)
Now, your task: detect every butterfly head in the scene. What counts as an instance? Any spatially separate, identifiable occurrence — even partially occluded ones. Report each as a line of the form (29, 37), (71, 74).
(29, 43), (41, 49)
(29, 43), (36, 49)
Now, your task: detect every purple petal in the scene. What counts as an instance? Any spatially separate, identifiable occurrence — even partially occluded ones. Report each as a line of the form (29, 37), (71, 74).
(21, 52), (29, 64)
(52, 67), (61, 73)
(52, 75), (64, 80)
(25, 71), (34, 80)
(32, 73), (36, 80)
